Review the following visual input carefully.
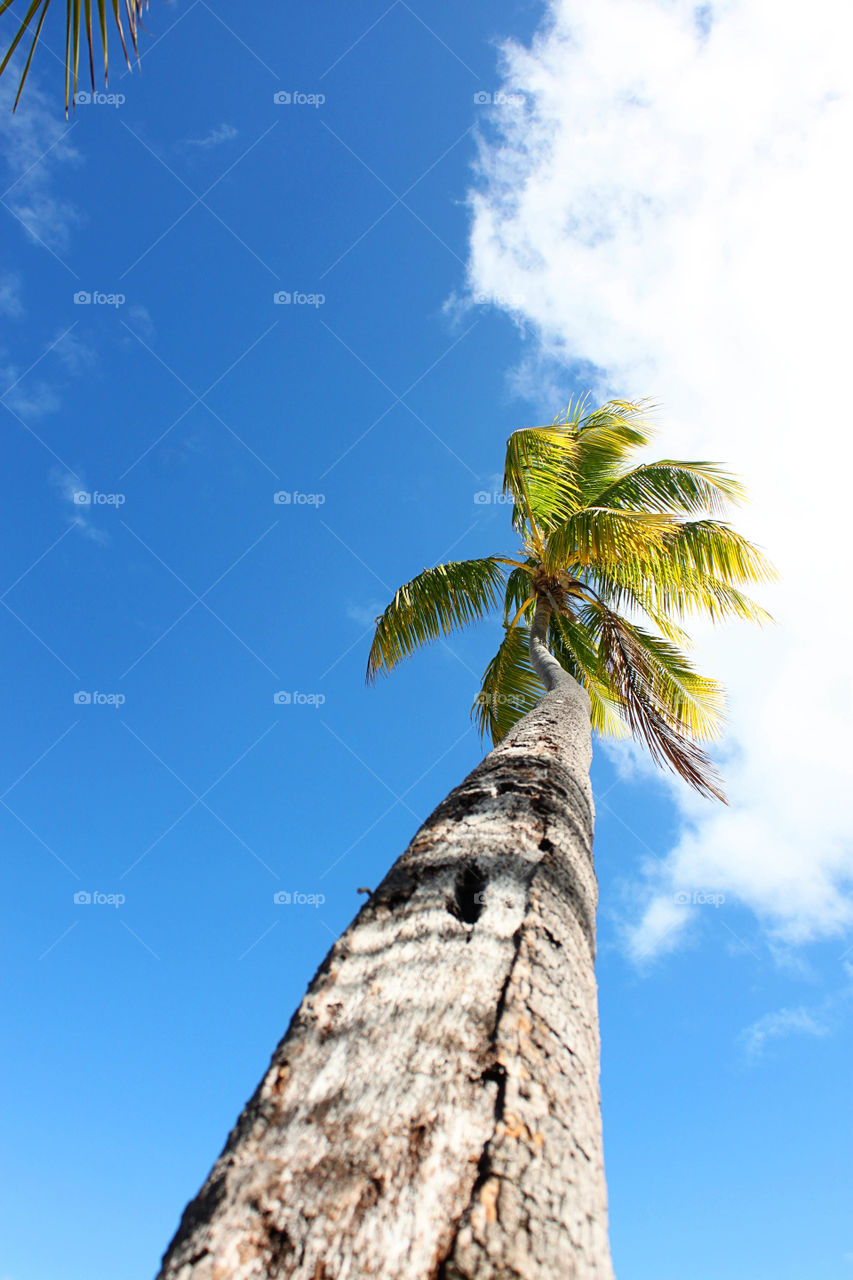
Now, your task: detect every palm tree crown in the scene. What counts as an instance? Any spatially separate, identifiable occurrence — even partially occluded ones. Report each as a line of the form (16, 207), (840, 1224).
(367, 399), (773, 801)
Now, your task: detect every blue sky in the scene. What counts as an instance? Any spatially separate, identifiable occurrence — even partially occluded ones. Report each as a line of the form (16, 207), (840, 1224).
(1, 3), (851, 1278)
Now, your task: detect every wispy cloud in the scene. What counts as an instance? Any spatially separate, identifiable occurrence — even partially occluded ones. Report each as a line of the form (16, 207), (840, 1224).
(346, 600), (384, 629)
(0, 357), (61, 418)
(125, 303), (156, 342)
(51, 469), (109, 544)
(0, 72), (82, 254)
(184, 123), (238, 149)
(1, 326), (93, 418)
(740, 1006), (830, 1062)
(465, 0), (853, 959)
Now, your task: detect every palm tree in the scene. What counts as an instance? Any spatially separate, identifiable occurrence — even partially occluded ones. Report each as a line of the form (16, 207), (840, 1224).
(156, 400), (772, 1280)
(0, 0), (148, 112)
(370, 397), (771, 802)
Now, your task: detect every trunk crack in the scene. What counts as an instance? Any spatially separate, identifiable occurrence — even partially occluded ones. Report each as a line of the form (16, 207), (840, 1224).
(433, 919), (526, 1279)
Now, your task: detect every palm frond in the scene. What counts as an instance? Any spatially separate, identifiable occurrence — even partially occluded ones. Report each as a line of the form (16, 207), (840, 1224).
(548, 611), (627, 737)
(472, 623), (543, 745)
(579, 565), (694, 645)
(589, 603), (726, 800)
(0, 0), (146, 113)
(503, 563), (536, 623)
(367, 557), (505, 682)
(591, 460), (747, 514)
(575, 399), (657, 501)
(576, 604), (724, 740)
(543, 506), (675, 574)
(599, 522), (773, 626)
(503, 412), (580, 539)
(661, 520), (775, 585)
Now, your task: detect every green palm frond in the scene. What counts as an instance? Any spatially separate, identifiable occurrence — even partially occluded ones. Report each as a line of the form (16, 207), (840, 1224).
(591, 460), (747, 514)
(662, 520), (775, 585)
(574, 399), (657, 502)
(367, 557), (505, 682)
(543, 506), (675, 574)
(472, 623), (543, 745)
(503, 412), (580, 541)
(579, 565), (694, 645)
(589, 603), (726, 800)
(602, 521), (773, 625)
(503, 563), (536, 625)
(548, 611), (627, 737)
(0, 0), (147, 113)
(576, 603), (724, 740)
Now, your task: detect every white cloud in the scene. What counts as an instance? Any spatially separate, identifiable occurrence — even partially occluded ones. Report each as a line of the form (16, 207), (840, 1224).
(51, 469), (109, 543)
(0, 358), (60, 418)
(125, 303), (156, 341)
(0, 72), (82, 253)
(740, 1005), (830, 1061)
(0, 326), (92, 418)
(466, 0), (853, 955)
(184, 123), (238, 149)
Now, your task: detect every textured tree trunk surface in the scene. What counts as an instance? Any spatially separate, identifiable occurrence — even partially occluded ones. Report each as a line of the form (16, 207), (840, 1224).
(157, 679), (614, 1280)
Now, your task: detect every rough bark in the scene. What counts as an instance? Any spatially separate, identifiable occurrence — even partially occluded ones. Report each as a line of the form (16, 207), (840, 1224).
(156, 675), (614, 1280)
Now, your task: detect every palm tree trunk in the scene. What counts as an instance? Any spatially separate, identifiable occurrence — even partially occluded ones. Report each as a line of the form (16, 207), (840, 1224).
(156, 628), (614, 1280)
